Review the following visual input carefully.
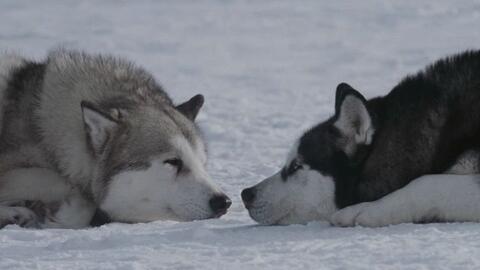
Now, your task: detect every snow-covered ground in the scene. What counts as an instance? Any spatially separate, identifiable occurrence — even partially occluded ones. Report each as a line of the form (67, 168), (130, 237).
(2, 0), (480, 269)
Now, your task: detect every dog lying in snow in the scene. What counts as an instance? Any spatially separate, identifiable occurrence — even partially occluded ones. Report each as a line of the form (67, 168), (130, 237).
(242, 50), (480, 227)
(0, 49), (231, 228)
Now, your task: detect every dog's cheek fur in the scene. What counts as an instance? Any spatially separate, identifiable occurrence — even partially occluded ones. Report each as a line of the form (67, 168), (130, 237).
(248, 169), (337, 225)
(286, 169), (337, 223)
(99, 165), (174, 223)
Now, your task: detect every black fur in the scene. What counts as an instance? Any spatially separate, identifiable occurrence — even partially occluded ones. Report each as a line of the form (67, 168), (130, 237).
(298, 50), (480, 209)
(89, 209), (112, 227)
(176, 94), (205, 121)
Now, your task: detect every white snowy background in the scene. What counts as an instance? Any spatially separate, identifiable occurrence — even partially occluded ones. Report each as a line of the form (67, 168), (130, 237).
(2, 0), (480, 269)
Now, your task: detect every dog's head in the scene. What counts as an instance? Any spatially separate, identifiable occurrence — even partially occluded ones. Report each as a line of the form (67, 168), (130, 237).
(242, 83), (374, 225)
(81, 94), (231, 223)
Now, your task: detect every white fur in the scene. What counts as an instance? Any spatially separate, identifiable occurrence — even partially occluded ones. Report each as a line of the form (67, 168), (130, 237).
(331, 174), (480, 227)
(446, 150), (479, 174)
(41, 190), (95, 229)
(100, 136), (223, 222)
(247, 143), (337, 225)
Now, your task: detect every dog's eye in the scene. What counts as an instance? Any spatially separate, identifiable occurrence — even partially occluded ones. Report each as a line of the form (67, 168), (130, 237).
(288, 160), (303, 175)
(281, 160), (303, 181)
(291, 162), (303, 173)
(164, 158), (183, 172)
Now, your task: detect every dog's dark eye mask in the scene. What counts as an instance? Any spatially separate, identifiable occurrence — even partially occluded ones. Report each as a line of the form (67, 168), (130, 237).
(281, 159), (303, 180)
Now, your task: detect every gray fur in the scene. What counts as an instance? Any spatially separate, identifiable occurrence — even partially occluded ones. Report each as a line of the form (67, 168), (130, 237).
(0, 49), (225, 228)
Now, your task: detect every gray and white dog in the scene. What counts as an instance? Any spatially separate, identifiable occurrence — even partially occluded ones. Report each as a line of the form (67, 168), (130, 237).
(0, 49), (231, 229)
(242, 50), (480, 227)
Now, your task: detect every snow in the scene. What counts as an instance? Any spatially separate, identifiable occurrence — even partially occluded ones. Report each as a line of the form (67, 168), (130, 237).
(1, 0), (480, 269)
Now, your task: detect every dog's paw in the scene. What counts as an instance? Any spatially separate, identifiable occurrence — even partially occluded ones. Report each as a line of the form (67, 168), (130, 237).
(353, 206), (391, 227)
(0, 207), (39, 228)
(330, 202), (372, 227)
(330, 202), (393, 227)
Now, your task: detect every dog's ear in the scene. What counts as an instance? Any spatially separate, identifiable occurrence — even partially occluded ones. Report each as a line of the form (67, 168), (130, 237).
(176, 94), (204, 121)
(334, 83), (374, 156)
(81, 101), (119, 155)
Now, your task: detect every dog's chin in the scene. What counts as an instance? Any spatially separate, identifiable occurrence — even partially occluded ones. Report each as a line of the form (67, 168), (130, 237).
(169, 204), (222, 222)
(100, 203), (224, 223)
(99, 205), (183, 223)
(254, 215), (292, 226)
(211, 209), (228, 219)
(247, 206), (294, 226)
(248, 206), (320, 225)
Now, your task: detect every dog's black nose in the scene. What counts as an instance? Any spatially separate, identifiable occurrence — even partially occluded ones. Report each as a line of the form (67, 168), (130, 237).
(209, 194), (232, 215)
(241, 187), (255, 207)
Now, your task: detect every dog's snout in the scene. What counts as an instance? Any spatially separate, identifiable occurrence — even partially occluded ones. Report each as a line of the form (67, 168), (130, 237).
(209, 194), (231, 216)
(241, 187), (256, 208)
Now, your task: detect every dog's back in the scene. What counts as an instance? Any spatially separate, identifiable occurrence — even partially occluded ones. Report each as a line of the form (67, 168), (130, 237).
(359, 51), (480, 201)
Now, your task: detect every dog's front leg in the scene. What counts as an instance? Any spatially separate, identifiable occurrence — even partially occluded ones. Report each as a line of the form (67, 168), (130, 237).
(330, 174), (480, 227)
(40, 190), (96, 229)
(0, 202), (39, 228)
(0, 168), (95, 229)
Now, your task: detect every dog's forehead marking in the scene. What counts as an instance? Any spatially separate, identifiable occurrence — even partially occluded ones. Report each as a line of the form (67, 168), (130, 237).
(171, 135), (207, 172)
(161, 107), (207, 159)
(194, 138), (207, 164)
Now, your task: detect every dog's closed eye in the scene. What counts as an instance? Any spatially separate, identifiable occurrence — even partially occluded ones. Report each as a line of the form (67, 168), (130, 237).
(281, 159), (303, 180)
(164, 158), (183, 173)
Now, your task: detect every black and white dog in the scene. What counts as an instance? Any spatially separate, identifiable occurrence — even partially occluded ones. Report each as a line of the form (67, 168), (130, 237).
(242, 50), (480, 227)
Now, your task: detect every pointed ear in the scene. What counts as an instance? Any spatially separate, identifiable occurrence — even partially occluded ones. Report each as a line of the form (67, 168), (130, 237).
(333, 83), (374, 155)
(81, 101), (119, 155)
(176, 94), (204, 121)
